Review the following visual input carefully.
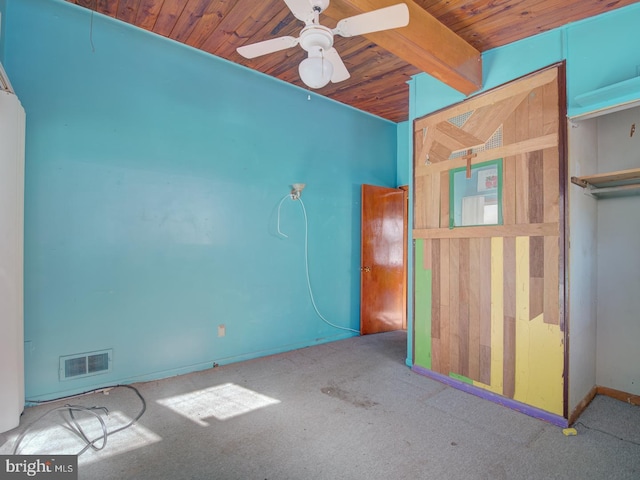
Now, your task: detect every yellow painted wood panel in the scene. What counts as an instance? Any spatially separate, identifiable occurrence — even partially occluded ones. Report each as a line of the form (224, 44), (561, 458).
(522, 313), (564, 415)
(544, 235), (560, 326)
(513, 236), (563, 415)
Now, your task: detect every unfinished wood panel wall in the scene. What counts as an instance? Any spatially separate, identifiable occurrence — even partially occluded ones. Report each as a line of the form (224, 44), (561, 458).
(413, 66), (566, 417)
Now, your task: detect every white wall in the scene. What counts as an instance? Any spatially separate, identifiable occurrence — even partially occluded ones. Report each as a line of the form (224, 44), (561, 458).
(0, 88), (25, 433)
(568, 119), (598, 412)
(595, 107), (640, 396)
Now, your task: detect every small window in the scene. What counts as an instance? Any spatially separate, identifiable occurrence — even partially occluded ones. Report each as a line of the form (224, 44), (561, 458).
(449, 159), (503, 228)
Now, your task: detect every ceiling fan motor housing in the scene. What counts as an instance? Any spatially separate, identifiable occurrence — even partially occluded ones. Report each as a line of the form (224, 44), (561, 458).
(237, 0), (408, 88)
(299, 24), (334, 53)
(311, 0), (330, 14)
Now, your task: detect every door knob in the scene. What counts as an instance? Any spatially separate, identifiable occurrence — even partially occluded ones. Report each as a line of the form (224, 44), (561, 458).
(361, 266), (371, 272)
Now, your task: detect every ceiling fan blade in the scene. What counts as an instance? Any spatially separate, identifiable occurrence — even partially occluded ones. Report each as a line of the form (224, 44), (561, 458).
(325, 48), (350, 83)
(283, 0), (316, 23)
(333, 3), (409, 38)
(237, 36), (299, 59)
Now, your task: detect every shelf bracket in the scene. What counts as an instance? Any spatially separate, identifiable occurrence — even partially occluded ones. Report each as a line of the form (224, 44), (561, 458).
(570, 176), (589, 188)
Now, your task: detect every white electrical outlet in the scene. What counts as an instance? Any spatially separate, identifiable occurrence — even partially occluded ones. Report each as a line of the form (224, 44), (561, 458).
(217, 324), (226, 337)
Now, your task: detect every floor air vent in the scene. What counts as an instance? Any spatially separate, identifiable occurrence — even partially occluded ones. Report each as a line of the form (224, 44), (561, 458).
(59, 349), (112, 381)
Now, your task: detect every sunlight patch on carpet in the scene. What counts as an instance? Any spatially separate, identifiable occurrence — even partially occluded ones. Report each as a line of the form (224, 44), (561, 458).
(157, 383), (280, 425)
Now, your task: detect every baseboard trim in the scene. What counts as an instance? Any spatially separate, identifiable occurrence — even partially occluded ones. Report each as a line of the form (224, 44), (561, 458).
(409, 367), (639, 427)
(412, 365), (568, 427)
(567, 385), (640, 425)
(597, 386), (640, 406)
(569, 385), (598, 425)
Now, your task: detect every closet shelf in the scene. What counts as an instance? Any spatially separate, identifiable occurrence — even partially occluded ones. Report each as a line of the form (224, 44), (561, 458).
(571, 168), (640, 198)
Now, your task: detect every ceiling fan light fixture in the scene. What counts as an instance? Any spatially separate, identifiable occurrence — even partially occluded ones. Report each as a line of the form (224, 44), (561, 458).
(238, 1), (410, 90)
(299, 54), (333, 89)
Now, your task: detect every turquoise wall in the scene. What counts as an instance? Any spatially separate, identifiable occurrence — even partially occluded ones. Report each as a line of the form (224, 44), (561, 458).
(411, 3), (640, 119)
(2, 0), (397, 400)
(406, 3), (640, 367)
(411, 28), (565, 119)
(0, 0), (6, 62)
(565, 6), (640, 117)
(396, 121), (410, 187)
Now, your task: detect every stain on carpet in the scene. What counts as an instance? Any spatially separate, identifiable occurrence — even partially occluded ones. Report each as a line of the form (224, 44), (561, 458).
(321, 384), (378, 409)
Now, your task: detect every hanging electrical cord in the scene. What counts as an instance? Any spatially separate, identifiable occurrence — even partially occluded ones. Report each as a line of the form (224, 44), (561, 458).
(574, 421), (640, 446)
(277, 194), (291, 238)
(13, 384), (146, 456)
(13, 405), (109, 456)
(277, 193), (360, 334)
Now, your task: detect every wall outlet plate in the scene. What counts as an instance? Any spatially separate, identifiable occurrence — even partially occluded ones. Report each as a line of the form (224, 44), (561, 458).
(218, 324), (226, 337)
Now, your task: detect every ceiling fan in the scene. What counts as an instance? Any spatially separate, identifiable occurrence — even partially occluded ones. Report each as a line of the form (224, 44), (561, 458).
(236, 0), (410, 89)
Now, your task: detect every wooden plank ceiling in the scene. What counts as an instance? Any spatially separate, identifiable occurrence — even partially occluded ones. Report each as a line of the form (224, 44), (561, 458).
(67, 0), (640, 122)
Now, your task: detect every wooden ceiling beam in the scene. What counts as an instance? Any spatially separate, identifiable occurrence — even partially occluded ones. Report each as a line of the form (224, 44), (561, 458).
(324, 0), (482, 95)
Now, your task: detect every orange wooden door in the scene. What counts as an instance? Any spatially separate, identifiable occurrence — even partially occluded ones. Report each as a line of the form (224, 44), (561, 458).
(360, 184), (406, 335)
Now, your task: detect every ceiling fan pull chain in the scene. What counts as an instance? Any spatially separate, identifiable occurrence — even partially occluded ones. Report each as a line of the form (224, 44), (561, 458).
(312, 5), (321, 25)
